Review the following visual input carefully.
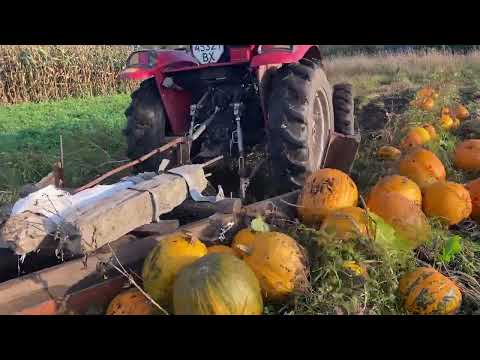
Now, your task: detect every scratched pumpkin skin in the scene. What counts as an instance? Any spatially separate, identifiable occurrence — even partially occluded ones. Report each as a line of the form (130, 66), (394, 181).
(398, 148), (446, 189)
(297, 168), (359, 226)
(399, 267), (462, 315)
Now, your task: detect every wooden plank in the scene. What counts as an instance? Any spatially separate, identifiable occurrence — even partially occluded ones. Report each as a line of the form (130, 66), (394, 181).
(131, 220), (180, 237)
(0, 170), (199, 256)
(0, 216), (218, 314)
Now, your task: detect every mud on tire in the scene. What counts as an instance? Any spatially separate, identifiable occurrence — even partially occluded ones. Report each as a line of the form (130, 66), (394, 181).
(266, 59), (334, 194)
(123, 78), (169, 173)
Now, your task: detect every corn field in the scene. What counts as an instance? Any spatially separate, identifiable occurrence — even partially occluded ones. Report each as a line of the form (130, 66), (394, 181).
(0, 45), (137, 104)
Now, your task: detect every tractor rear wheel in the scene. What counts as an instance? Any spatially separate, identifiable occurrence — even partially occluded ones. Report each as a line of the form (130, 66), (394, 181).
(333, 83), (355, 135)
(266, 60), (334, 193)
(123, 78), (168, 173)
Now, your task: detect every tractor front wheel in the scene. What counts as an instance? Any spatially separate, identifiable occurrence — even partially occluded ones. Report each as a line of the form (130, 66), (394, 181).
(266, 60), (334, 194)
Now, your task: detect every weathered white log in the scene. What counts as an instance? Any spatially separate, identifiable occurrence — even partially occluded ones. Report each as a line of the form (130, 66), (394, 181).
(0, 165), (209, 256)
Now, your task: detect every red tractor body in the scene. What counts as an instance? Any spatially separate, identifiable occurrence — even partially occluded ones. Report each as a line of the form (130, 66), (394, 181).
(120, 45), (359, 201)
(119, 45), (321, 135)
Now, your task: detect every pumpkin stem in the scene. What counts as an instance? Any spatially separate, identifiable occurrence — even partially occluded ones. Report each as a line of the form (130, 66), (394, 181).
(234, 244), (253, 256)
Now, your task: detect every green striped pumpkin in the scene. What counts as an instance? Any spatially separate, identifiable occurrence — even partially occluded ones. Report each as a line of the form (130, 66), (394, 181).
(173, 253), (263, 315)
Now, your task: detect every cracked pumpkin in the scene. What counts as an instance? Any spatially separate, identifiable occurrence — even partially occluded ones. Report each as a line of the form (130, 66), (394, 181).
(297, 168), (358, 226)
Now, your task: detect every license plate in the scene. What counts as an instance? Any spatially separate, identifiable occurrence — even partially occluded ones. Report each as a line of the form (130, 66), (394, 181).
(191, 45), (224, 65)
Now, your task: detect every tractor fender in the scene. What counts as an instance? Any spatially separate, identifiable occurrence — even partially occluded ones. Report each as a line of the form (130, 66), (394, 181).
(119, 50), (199, 81)
(250, 45), (322, 68)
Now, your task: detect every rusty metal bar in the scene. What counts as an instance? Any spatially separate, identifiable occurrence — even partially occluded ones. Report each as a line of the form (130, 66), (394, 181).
(73, 137), (186, 194)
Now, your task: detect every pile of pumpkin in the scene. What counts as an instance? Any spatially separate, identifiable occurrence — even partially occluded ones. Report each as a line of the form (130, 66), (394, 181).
(106, 226), (309, 315)
(106, 86), (480, 316)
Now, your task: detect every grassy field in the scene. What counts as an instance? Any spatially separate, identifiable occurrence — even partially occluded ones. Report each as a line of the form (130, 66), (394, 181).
(3, 50), (480, 202)
(0, 94), (131, 205)
(2, 49), (480, 314)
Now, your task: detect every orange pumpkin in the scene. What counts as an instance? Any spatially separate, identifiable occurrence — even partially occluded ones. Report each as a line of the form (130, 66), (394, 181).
(368, 175), (422, 207)
(232, 228), (257, 258)
(106, 288), (154, 315)
(419, 97), (435, 111)
(422, 124), (438, 139)
(399, 267), (462, 315)
(297, 168), (358, 226)
(465, 178), (480, 221)
(417, 86), (437, 99)
(235, 231), (309, 302)
(367, 192), (431, 249)
(398, 148), (446, 189)
(423, 181), (472, 225)
(320, 207), (370, 240)
(454, 139), (480, 171)
(377, 146), (402, 160)
(207, 245), (238, 257)
(400, 131), (424, 150)
(453, 104), (470, 121)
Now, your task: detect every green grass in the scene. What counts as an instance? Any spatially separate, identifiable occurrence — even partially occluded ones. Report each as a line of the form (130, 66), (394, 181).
(0, 94), (130, 204)
(2, 50), (480, 314)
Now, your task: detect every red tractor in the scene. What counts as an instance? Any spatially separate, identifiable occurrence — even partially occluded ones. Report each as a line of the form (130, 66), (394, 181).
(119, 45), (360, 201)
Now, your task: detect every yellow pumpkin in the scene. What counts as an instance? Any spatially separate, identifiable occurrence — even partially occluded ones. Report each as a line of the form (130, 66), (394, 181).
(454, 139), (480, 171)
(465, 178), (480, 221)
(440, 114), (455, 130)
(142, 233), (207, 308)
(453, 104), (470, 121)
(399, 267), (462, 315)
(231, 228), (257, 258)
(422, 124), (438, 140)
(367, 192), (431, 249)
(297, 168), (358, 226)
(368, 175), (422, 207)
(342, 260), (368, 278)
(422, 181), (472, 225)
(412, 127), (432, 143)
(320, 207), (370, 240)
(106, 288), (153, 315)
(173, 254), (263, 315)
(236, 231), (308, 302)
(207, 245), (239, 257)
(398, 148), (446, 189)
(441, 107), (451, 116)
(377, 146), (402, 160)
